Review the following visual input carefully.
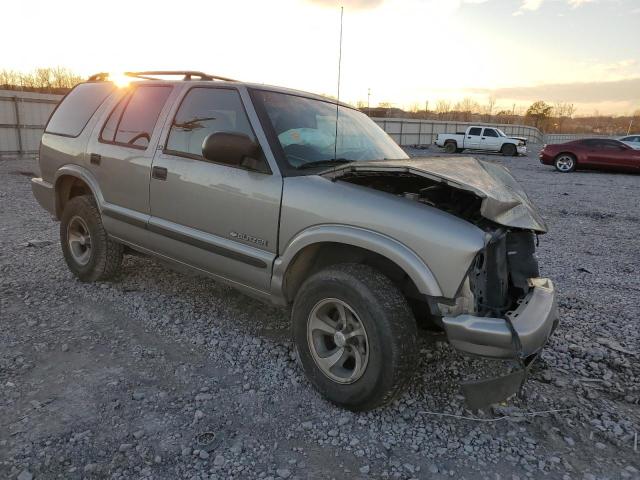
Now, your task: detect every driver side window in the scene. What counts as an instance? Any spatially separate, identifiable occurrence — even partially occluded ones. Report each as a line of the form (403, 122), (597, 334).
(165, 87), (256, 162)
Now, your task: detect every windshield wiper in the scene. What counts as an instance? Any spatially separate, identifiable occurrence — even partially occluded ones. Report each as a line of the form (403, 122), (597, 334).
(296, 158), (353, 170)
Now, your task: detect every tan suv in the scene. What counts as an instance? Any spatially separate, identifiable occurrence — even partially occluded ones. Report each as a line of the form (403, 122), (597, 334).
(32, 71), (558, 410)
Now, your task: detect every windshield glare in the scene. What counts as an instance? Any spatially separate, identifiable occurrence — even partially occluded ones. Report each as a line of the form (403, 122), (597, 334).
(253, 90), (408, 168)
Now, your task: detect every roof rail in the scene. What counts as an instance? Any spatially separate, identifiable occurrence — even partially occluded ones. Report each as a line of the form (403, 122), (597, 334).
(87, 71), (237, 82)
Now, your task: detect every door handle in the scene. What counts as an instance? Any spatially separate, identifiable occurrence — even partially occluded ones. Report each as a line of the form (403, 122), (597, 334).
(481, 137), (486, 140)
(90, 153), (101, 165)
(152, 166), (168, 181)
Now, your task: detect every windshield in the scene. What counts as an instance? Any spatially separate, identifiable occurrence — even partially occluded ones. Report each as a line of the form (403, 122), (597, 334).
(252, 90), (408, 169)
(497, 129), (507, 137)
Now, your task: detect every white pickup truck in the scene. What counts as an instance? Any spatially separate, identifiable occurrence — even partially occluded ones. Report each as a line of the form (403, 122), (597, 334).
(434, 126), (527, 156)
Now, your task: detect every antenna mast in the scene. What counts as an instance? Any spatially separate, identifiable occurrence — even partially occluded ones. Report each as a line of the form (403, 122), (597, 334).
(333, 6), (344, 161)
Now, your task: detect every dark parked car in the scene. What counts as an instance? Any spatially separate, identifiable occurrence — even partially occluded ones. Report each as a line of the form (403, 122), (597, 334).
(539, 138), (640, 173)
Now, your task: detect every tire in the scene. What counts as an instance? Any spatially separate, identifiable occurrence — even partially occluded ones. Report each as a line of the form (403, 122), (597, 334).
(554, 153), (576, 173)
(292, 263), (418, 411)
(501, 143), (517, 156)
(60, 195), (123, 282)
(444, 142), (457, 154)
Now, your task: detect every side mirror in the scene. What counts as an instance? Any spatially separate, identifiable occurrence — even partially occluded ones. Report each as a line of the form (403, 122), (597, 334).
(202, 132), (268, 173)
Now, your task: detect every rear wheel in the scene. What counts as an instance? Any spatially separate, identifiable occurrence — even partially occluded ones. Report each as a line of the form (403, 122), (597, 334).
(292, 264), (418, 411)
(60, 195), (123, 281)
(554, 153), (576, 173)
(444, 142), (457, 154)
(501, 143), (517, 156)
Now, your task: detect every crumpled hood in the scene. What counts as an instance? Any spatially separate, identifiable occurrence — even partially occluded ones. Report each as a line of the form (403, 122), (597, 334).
(323, 156), (548, 232)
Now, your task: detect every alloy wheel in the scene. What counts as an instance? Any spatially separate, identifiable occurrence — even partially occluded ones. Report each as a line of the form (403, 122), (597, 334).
(307, 298), (369, 384)
(67, 215), (92, 265)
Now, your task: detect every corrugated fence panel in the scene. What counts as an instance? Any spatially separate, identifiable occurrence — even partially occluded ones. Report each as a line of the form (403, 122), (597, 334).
(0, 98), (17, 124)
(0, 90), (63, 156)
(0, 127), (19, 152)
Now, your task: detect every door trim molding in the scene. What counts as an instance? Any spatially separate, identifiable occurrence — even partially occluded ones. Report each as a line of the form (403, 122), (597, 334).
(102, 206), (268, 269)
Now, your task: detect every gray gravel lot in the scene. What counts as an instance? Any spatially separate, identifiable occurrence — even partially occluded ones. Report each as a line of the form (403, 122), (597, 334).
(1, 146), (639, 480)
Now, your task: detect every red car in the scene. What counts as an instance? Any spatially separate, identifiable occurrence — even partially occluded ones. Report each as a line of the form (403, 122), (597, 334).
(539, 138), (640, 173)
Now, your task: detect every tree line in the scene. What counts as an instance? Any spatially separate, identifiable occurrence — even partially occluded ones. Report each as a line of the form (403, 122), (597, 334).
(0, 67), (84, 94)
(362, 97), (639, 135)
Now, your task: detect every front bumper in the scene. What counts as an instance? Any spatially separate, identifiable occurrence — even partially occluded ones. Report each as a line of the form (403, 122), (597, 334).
(442, 278), (559, 408)
(442, 278), (557, 359)
(517, 145), (527, 155)
(31, 178), (56, 216)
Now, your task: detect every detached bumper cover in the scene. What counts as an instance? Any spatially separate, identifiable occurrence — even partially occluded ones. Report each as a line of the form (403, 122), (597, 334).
(517, 145), (527, 155)
(442, 278), (558, 359)
(442, 278), (559, 409)
(31, 178), (56, 216)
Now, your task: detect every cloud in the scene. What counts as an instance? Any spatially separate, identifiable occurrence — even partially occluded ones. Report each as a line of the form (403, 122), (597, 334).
(305, 0), (384, 10)
(567, 0), (594, 6)
(467, 77), (640, 104)
(513, 0), (598, 15)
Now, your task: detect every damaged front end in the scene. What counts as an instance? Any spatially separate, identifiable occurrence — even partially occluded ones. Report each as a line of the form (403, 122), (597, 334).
(441, 230), (558, 409)
(324, 157), (559, 408)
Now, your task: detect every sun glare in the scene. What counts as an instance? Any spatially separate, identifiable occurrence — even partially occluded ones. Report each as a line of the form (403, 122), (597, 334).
(109, 72), (132, 88)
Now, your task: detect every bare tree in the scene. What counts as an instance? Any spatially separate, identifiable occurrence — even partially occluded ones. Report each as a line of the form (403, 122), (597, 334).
(434, 99), (451, 119)
(454, 97), (480, 122)
(484, 96), (497, 121)
(553, 102), (577, 132)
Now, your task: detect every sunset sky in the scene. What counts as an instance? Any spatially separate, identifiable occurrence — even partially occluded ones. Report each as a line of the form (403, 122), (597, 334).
(2, 0), (639, 114)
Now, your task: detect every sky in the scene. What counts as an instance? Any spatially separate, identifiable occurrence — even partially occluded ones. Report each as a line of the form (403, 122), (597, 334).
(1, 0), (639, 115)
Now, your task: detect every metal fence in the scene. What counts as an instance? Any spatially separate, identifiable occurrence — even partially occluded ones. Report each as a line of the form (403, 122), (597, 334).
(0, 90), (619, 156)
(0, 90), (61, 157)
(543, 133), (613, 144)
(372, 118), (546, 146)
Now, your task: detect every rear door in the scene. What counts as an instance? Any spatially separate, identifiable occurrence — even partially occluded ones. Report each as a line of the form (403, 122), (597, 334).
(464, 127), (482, 149)
(148, 86), (282, 294)
(480, 128), (501, 152)
(87, 84), (174, 243)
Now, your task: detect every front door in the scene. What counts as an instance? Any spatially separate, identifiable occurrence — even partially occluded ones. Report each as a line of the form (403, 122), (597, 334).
(149, 86), (282, 294)
(588, 140), (636, 170)
(481, 128), (501, 152)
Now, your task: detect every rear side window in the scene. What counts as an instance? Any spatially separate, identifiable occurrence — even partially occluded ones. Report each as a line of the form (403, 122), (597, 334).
(100, 85), (172, 149)
(468, 127), (482, 136)
(45, 82), (115, 137)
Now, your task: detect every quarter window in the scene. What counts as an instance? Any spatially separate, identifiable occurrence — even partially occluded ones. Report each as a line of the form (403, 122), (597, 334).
(46, 82), (115, 137)
(166, 88), (255, 160)
(468, 127), (482, 136)
(100, 85), (172, 149)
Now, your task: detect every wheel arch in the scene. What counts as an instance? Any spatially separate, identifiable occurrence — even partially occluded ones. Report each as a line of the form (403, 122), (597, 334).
(54, 165), (103, 219)
(272, 225), (443, 305)
(554, 151), (577, 162)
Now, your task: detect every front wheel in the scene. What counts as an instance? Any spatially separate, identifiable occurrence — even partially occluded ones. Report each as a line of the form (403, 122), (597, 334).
(501, 143), (517, 156)
(60, 195), (123, 282)
(292, 264), (418, 411)
(554, 154), (576, 173)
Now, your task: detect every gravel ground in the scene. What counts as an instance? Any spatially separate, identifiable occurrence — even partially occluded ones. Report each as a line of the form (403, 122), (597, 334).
(1, 146), (639, 480)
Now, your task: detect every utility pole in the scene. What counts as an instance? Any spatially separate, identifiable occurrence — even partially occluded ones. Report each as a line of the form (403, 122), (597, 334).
(367, 88), (371, 116)
(425, 100), (428, 119)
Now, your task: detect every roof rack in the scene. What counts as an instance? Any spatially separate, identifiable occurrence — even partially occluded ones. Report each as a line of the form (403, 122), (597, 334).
(87, 71), (237, 82)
